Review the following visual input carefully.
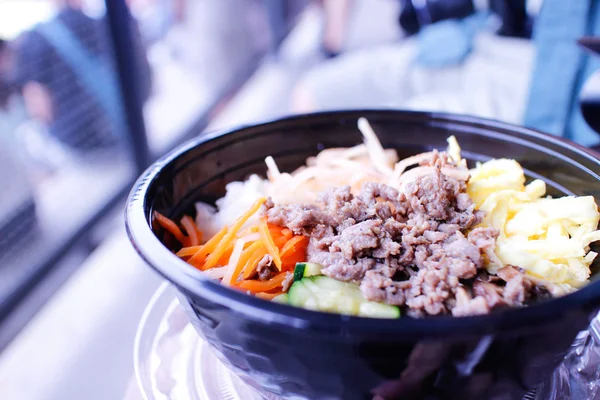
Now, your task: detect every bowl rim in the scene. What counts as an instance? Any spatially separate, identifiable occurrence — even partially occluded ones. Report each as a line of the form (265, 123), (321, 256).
(126, 109), (600, 336)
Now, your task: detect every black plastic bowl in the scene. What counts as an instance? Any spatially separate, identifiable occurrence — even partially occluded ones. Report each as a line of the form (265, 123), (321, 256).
(126, 110), (600, 400)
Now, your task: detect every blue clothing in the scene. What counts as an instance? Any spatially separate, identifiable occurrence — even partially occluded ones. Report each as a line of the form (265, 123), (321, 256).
(525, 0), (600, 146)
(414, 1), (600, 147)
(13, 8), (116, 151)
(415, 12), (489, 68)
(12, 7), (151, 152)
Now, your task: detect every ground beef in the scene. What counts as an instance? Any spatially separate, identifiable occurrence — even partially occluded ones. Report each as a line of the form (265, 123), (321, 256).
(266, 203), (334, 235)
(360, 267), (406, 305)
(472, 280), (506, 309)
(263, 151), (546, 316)
(469, 226), (503, 265)
(452, 288), (491, 317)
(256, 255), (275, 281)
(496, 265), (536, 304)
(450, 266), (549, 316)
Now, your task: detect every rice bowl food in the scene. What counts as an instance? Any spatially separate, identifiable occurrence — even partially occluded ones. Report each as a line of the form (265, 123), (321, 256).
(128, 111), (600, 400)
(153, 118), (600, 319)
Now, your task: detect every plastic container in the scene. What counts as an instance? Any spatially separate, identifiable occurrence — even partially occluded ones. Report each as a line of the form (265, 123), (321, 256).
(127, 110), (600, 400)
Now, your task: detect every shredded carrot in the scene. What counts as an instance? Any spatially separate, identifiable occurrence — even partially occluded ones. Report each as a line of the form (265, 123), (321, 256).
(180, 216), (201, 246)
(188, 225), (228, 268)
(267, 224), (283, 235)
(237, 241), (263, 270)
(280, 235), (308, 258)
(240, 225), (287, 244)
(268, 225), (290, 239)
(241, 244), (268, 279)
(274, 235), (288, 248)
(237, 272), (288, 292)
(280, 235), (308, 270)
(154, 211), (188, 246)
(238, 225), (259, 237)
(170, 198), (308, 297)
(282, 250), (306, 270)
(271, 229), (289, 248)
(256, 291), (284, 300)
(230, 240), (264, 283)
(203, 198), (266, 270)
(176, 245), (202, 257)
(217, 243), (235, 266)
(258, 218), (282, 270)
(222, 236), (249, 285)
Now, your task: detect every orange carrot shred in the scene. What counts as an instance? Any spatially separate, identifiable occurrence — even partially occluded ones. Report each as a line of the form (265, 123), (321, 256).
(241, 244), (268, 280)
(281, 228), (293, 240)
(154, 211), (188, 246)
(203, 198), (266, 270)
(280, 235), (308, 258)
(180, 216), (200, 246)
(280, 235), (308, 270)
(274, 235), (288, 248)
(230, 240), (264, 283)
(237, 241), (263, 269)
(217, 243), (235, 266)
(188, 225), (228, 268)
(258, 218), (282, 270)
(282, 251), (306, 270)
(176, 245), (202, 257)
(267, 225), (285, 237)
(237, 272), (288, 292)
(238, 225), (259, 237)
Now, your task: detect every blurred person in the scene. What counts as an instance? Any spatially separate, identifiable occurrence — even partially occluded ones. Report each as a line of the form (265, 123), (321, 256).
(313, 0), (355, 58)
(165, 0), (268, 90)
(314, 0), (524, 57)
(1, 39), (27, 149)
(9, 0), (151, 157)
(0, 40), (38, 248)
(292, 0), (529, 116)
(1, 36), (69, 179)
(127, 0), (184, 45)
(0, 39), (10, 109)
(396, 0), (528, 37)
(291, 0), (600, 148)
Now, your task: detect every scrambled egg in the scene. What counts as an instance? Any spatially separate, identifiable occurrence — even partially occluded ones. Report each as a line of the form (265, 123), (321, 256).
(467, 159), (600, 288)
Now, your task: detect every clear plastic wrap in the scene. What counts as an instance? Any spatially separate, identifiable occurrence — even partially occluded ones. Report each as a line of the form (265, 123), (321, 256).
(135, 284), (600, 400)
(531, 312), (600, 400)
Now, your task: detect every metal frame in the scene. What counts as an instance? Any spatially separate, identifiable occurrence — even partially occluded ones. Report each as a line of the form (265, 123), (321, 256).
(0, 0), (308, 350)
(105, 0), (151, 174)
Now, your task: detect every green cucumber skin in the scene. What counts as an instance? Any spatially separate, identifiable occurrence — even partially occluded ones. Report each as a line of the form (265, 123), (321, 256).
(293, 263), (306, 282)
(293, 262), (323, 282)
(287, 276), (400, 318)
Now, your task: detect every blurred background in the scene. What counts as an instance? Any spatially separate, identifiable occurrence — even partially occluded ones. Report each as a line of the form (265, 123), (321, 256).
(0, 0), (599, 399)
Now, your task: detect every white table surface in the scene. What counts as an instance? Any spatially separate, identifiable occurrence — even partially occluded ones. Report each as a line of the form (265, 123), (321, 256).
(0, 227), (162, 400)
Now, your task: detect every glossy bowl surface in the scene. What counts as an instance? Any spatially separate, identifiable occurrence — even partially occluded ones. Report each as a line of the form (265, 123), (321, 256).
(126, 110), (600, 400)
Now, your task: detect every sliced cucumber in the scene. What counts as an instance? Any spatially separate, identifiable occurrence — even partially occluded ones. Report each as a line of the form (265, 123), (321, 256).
(287, 276), (400, 318)
(359, 301), (401, 319)
(293, 262), (323, 282)
(272, 293), (289, 304)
